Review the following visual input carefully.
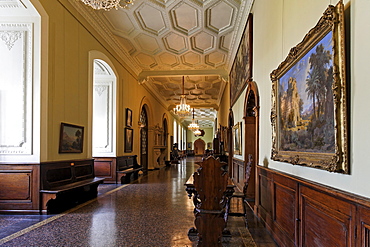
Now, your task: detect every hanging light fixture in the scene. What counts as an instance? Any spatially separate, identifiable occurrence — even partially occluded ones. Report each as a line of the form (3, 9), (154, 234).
(173, 76), (192, 117)
(188, 108), (199, 131)
(80, 0), (135, 11)
(193, 129), (201, 136)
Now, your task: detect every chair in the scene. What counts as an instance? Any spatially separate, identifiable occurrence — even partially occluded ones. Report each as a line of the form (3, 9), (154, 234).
(193, 156), (229, 246)
(227, 154), (254, 225)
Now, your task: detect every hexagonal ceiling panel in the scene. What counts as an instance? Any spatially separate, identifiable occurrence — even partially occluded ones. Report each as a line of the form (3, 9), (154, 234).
(70, 0), (254, 124)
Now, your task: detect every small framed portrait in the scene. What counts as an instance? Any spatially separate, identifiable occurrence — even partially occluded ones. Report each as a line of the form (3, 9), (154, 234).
(126, 108), (132, 127)
(124, 127), (133, 153)
(233, 122), (242, 155)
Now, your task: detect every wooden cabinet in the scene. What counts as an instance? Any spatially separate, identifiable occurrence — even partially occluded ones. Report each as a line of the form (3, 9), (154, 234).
(257, 166), (370, 246)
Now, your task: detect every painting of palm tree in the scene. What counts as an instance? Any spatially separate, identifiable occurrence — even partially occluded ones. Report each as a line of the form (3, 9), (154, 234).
(278, 31), (334, 153)
(270, 2), (348, 173)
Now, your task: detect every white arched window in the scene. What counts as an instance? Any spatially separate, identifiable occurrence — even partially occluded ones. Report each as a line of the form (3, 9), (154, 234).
(92, 59), (116, 157)
(0, 0), (42, 163)
(173, 120), (177, 145)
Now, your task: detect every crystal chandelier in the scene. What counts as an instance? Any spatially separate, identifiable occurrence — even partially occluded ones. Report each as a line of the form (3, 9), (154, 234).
(173, 76), (192, 117)
(80, 0), (135, 11)
(188, 108), (199, 130)
(193, 129), (201, 136)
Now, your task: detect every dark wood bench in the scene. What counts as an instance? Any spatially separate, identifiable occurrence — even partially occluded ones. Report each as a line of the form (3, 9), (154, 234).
(116, 155), (143, 184)
(40, 159), (104, 214)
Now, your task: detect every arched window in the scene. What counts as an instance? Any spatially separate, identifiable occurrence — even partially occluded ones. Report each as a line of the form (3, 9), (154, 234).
(92, 59), (116, 157)
(0, 0), (42, 163)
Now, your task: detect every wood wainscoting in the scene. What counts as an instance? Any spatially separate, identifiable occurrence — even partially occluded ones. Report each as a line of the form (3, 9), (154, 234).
(257, 166), (370, 247)
(232, 158), (244, 191)
(93, 157), (116, 183)
(0, 164), (40, 213)
(94, 155), (142, 184)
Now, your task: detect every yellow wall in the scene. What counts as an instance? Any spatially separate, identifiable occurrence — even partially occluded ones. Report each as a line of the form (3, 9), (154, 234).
(217, 79), (230, 128)
(39, 0), (171, 162)
(187, 128), (214, 150)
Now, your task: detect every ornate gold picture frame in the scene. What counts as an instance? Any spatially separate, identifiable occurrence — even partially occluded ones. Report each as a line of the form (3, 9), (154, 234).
(230, 13), (253, 107)
(233, 122), (242, 155)
(270, 1), (348, 173)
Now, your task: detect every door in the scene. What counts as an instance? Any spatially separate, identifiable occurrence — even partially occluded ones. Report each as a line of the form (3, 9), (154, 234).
(140, 106), (148, 171)
(194, 139), (205, 155)
(244, 82), (259, 200)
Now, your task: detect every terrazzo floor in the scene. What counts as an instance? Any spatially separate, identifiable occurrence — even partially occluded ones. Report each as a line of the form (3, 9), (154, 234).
(0, 157), (277, 247)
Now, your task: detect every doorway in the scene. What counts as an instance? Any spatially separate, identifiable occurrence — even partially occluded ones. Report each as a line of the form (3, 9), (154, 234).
(140, 106), (148, 171)
(244, 81), (259, 200)
(194, 139), (205, 156)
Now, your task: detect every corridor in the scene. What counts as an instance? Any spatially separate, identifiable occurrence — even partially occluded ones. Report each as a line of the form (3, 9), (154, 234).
(0, 157), (276, 247)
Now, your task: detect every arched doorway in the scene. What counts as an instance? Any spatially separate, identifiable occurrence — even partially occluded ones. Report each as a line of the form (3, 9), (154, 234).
(244, 81), (259, 201)
(140, 105), (148, 171)
(228, 109), (234, 178)
(162, 117), (168, 160)
(194, 138), (205, 156)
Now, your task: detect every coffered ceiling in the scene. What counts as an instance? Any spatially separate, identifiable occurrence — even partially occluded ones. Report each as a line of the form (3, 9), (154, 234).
(7, 0), (254, 127)
(69, 0), (254, 126)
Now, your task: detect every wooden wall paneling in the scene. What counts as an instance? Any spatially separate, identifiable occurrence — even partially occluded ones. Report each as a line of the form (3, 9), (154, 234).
(232, 158), (244, 191)
(232, 160), (237, 184)
(299, 186), (355, 247)
(257, 166), (362, 246)
(272, 174), (298, 247)
(0, 164), (40, 213)
(257, 167), (273, 227)
(93, 157), (116, 183)
(358, 205), (370, 247)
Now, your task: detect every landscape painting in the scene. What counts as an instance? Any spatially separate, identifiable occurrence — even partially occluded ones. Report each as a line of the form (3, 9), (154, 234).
(229, 13), (253, 107)
(278, 31), (334, 154)
(270, 2), (348, 173)
(59, 123), (84, 153)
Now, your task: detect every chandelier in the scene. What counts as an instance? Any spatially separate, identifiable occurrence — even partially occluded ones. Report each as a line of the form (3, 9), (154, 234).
(193, 129), (201, 136)
(173, 76), (192, 117)
(80, 0), (135, 10)
(188, 108), (199, 130)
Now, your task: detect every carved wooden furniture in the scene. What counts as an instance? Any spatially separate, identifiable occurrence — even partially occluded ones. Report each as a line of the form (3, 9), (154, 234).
(227, 154), (253, 225)
(116, 155), (143, 184)
(40, 159), (104, 214)
(184, 156), (235, 246)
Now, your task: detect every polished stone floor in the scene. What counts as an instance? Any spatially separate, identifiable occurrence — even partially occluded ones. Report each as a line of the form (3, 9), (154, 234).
(0, 157), (277, 247)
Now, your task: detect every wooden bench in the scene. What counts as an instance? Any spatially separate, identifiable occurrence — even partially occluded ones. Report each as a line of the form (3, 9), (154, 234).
(40, 159), (104, 214)
(116, 155), (143, 184)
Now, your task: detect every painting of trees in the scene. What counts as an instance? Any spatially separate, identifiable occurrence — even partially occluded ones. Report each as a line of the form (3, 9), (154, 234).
(270, 2), (348, 173)
(277, 31), (335, 153)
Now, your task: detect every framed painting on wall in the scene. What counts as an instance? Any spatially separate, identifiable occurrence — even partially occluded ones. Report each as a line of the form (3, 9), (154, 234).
(187, 142), (192, 150)
(126, 108), (132, 127)
(229, 13), (253, 107)
(59, 123), (84, 153)
(233, 122), (242, 155)
(124, 127), (133, 153)
(270, 2), (348, 173)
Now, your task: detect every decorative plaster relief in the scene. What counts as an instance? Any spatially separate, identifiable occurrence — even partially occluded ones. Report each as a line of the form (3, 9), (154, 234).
(0, 30), (22, 50)
(0, 23), (33, 155)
